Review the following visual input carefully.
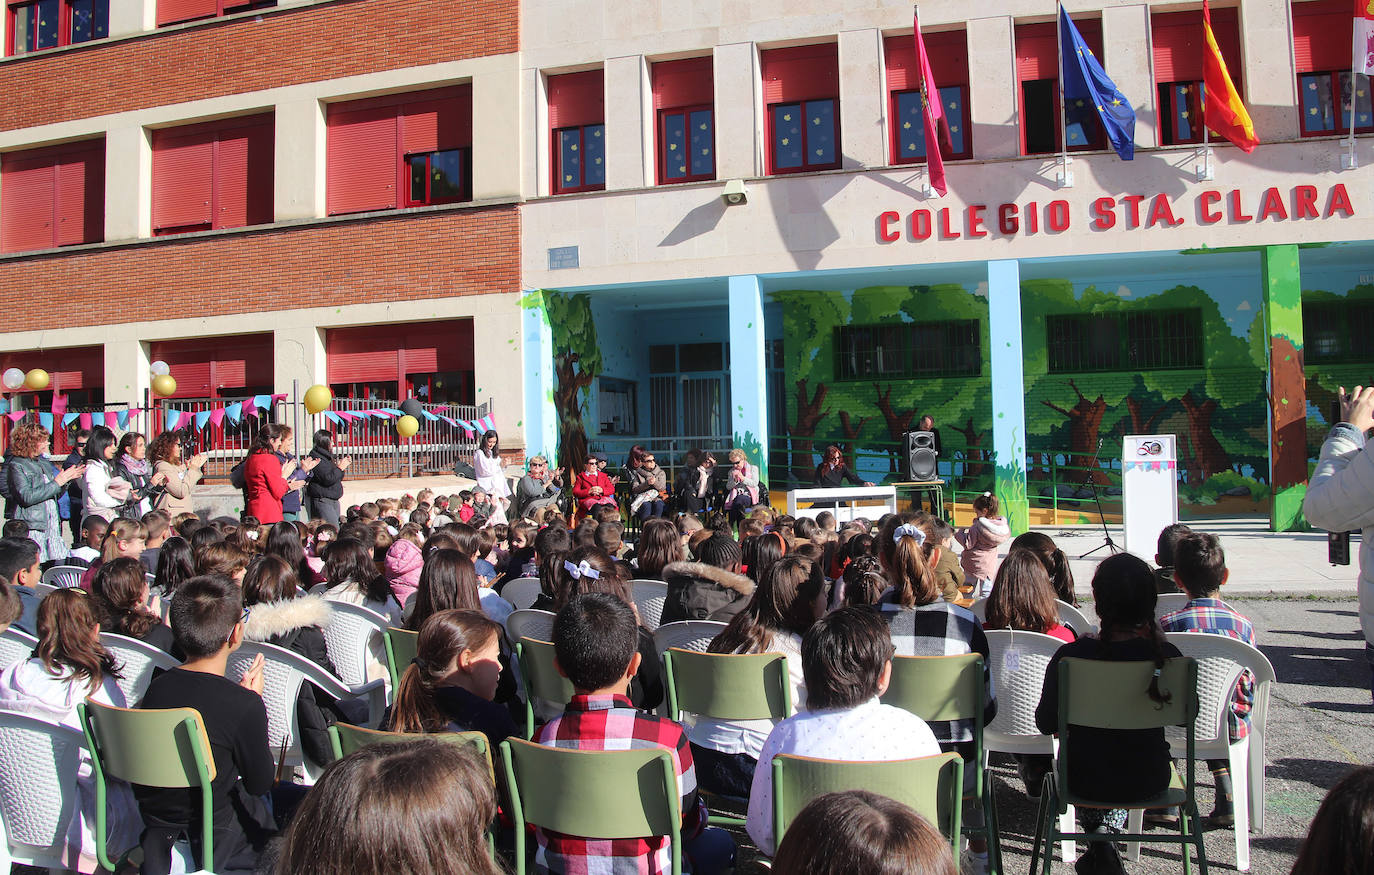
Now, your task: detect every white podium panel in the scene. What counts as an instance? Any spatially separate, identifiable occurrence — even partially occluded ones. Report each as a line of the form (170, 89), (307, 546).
(786, 486), (897, 522)
(1122, 435), (1179, 560)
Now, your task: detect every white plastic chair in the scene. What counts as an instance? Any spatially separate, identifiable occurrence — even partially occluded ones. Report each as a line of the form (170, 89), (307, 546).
(652, 620), (727, 656)
(984, 628), (1077, 864)
(501, 578), (543, 610)
(1154, 593), (1190, 620)
(631, 580), (669, 630)
(505, 609), (556, 648)
(320, 601), (391, 688)
(40, 565), (84, 589)
(31, 582), (59, 598)
(1056, 600), (1098, 637)
(225, 641), (386, 784)
(968, 598), (988, 622)
(0, 712), (82, 872)
(0, 628), (37, 670)
(99, 633), (181, 706)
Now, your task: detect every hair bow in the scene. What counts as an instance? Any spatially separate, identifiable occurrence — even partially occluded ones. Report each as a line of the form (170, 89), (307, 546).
(564, 559), (601, 580)
(893, 524), (926, 545)
(245, 530), (259, 541)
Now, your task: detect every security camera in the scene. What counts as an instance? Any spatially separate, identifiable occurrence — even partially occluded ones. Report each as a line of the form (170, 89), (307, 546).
(722, 178), (748, 205)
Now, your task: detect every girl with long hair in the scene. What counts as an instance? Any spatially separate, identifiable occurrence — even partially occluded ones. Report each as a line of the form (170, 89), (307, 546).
(633, 517), (682, 580)
(243, 423), (301, 524)
(983, 549), (1076, 643)
(740, 532), (786, 587)
(320, 537), (403, 624)
(529, 524), (573, 610)
(405, 549), (483, 631)
(79, 517), (147, 590)
(1009, 530), (1078, 606)
(472, 429), (511, 506)
(92, 556), (175, 654)
(386, 609), (517, 746)
(153, 535), (194, 596)
(264, 521), (319, 588)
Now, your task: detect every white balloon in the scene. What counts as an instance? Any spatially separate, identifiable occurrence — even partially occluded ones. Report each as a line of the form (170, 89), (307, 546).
(2, 368), (24, 390)
(150, 361), (171, 376)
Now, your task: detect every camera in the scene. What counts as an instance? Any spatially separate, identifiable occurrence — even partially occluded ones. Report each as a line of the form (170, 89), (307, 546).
(1329, 531), (1352, 566)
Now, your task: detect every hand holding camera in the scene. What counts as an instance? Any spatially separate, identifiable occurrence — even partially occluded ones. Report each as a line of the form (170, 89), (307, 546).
(1338, 385), (1374, 433)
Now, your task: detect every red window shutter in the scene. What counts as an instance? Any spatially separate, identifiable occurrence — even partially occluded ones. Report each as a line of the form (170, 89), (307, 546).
(0, 346), (100, 392)
(1017, 21), (1102, 82)
(1, 155), (56, 253)
(151, 334), (273, 396)
(548, 70), (605, 128)
(156, 0), (216, 27)
(1293, 0), (1350, 72)
(1153, 9), (1240, 84)
(213, 118), (273, 229)
(326, 325), (403, 384)
(400, 87), (472, 154)
(53, 144), (104, 247)
(152, 130), (213, 231)
(326, 104), (399, 215)
(761, 44), (839, 103)
(885, 30), (968, 92)
(243, 119), (274, 226)
(653, 57), (714, 110)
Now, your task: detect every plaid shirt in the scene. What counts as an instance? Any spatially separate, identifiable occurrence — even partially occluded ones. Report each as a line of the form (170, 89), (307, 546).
(1159, 598), (1256, 741)
(534, 693), (704, 874)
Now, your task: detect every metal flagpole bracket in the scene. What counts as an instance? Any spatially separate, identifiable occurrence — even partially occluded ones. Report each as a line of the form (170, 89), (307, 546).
(1195, 145), (1215, 181)
(919, 165), (935, 197)
(1056, 154), (1074, 188)
(1341, 145), (1359, 170)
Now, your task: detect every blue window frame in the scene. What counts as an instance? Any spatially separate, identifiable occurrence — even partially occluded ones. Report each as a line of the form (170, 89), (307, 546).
(769, 98), (839, 174)
(554, 123), (605, 194)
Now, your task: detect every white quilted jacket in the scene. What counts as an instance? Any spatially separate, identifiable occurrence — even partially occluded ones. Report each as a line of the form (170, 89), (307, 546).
(1304, 424), (1374, 646)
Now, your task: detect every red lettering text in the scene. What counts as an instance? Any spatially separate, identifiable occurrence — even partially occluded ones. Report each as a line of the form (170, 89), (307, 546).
(1198, 190), (1222, 224)
(939, 208), (961, 239)
(1091, 197), (1117, 230)
(1120, 195), (1146, 228)
(1229, 189), (1253, 222)
(1292, 185), (1319, 219)
(1026, 202), (1039, 234)
(1326, 183), (1355, 218)
(1047, 200), (1071, 232)
(909, 209), (932, 241)
(967, 204), (988, 238)
(1146, 194), (1181, 228)
(1258, 187), (1288, 222)
(878, 211), (901, 242)
(998, 203), (1019, 235)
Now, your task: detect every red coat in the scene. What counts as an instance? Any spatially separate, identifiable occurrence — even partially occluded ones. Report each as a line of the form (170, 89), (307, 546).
(243, 450), (288, 523)
(572, 470), (616, 509)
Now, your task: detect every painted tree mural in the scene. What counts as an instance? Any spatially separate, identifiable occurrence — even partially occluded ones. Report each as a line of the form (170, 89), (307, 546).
(541, 291), (601, 475)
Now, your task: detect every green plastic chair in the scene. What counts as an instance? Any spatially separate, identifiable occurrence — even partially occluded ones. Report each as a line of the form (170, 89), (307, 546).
(515, 638), (575, 739)
(772, 752), (964, 858)
(500, 737), (683, 875)
(663, 648), (792, 825)
(78, 700), (216, 873)
(383, 626), (419, 692)
(1030, 657), (1205, 875)
(328, 722), (493, 775)
(880, 652), (1001, 874)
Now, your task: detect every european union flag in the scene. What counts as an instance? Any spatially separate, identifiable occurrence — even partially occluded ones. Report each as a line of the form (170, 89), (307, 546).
(1059, 6), (1135, 160)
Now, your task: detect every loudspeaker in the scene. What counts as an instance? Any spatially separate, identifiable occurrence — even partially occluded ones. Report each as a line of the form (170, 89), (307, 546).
(906, 431), (938, 481)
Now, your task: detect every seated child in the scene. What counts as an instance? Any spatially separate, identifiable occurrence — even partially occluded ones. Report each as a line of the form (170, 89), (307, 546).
(1158, 531), (1254, 829)
(930, 518), (965, 602)
(0, 536), (42, 635)
(69, 515), (109, 568)
(538, 593), (734, 874)
(1153, 523), (1194, 595)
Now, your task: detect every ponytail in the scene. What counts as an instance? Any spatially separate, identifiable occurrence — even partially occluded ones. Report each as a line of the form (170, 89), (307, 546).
(389, 662), (446, 734)
(1144, 619), (1173, 706)
(389, 609), (503, 734)
(1049, 548), (1077, 606)
(892, 530), (940, 608)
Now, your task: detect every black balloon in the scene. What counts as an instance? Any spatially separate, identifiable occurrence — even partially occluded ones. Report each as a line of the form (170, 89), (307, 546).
(400, 398), (424, 418)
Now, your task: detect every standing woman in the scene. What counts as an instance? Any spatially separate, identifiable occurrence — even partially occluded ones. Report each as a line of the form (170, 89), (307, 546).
(472, 430), (510, 509)
(114, 432), (167, 517)
(148, 431), (206, 519)
(82, 426), (129, 523)
(5, 423), (84, 565)
(305, 429), (350, 526)
(724, 448), (761, 523)
(244, 424), (305, 524)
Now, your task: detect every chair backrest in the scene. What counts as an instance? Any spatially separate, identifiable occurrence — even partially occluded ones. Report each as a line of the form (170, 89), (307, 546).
(506, 609), (556, 646)
(1059, 656), (1197, 730)
(501, 578), (543, 610)
(320, 601), (390, 687)
(881, 652), (983, 723)
(631, 581), (669, 630)
(500, 738), (682, 854)
(226, 640), (353, 762)
(983, 629), (1066, 742)
(31, 581), (59, 597)
(98, 632), (181, 706)
(773, 752), (963, 855)
(1154, 593), (1190, 620)
(0, 628), (37, 670)
(1164, 632), (1275, 746)
(39, 565), (84, 590)
(328, 723), (493, 778)
(664, 650), (791, 723)
(384, 627), (418, 692)
(652, 620), (727, 656)
(1057, 600), (1097, 636)
(0, 712), (83, 866)
(967, 598), (988, 623)
(516, 638), (575, 711)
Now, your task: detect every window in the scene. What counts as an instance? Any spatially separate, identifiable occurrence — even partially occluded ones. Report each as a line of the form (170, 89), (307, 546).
(647, 342), (730, 438)
(152, 114), (273, 236)
(1299, 71), (1373, 136)
(884, 31), (971, 163)
(326, 86), (473, 216)
(548, 70), (605, 194)
(325, 319), (475, 404)
(653, 57), (715, 184)
(1047, 310), (1203, 373)
(1305, 300), (1374, 362)
(407, 370), (473, 406)
(598, 377), (637, 435)
(156, 0), (270, 27)
(8, 0), (105, 55)
(762, 44), (841, 174)
(1292, 0), (1369, 136)
(0, 139), (103, 254)
(834, 321), (980, 381)
(148, 334), (274, 398)
(1016, 21), (1105, 155)
(1152, 9), (1243, 145)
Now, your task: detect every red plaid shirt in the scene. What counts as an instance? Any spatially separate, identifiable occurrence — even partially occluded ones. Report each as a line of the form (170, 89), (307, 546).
(1160, 598), (1256, 742)
(534, 693), (705, 874)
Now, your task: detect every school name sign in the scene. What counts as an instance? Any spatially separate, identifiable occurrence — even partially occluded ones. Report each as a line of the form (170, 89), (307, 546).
(875, 183), (1355, 243)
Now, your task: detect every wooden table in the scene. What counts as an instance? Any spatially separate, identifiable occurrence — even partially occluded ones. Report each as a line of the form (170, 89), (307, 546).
(892, 480), (946, 521)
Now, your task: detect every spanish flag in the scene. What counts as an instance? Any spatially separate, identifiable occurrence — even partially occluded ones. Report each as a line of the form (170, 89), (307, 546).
(1202, 0), (1258, 152)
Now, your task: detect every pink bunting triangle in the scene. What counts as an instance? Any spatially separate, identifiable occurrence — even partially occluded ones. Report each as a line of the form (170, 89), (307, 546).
(105, 411), (119, 429)
(243, 398), (257, 417)
(78, 413), (92, 430)
(51, 395), (68, 416)
(126, 408), (141, 421)
(337, 411), (355, 423)
(209, 407), (225, 427)
(6, 411), (24, 423)
(175, 411), (193, 430)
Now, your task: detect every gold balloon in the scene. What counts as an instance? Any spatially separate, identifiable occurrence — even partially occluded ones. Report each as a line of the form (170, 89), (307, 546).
(396, 414), (420, 438)
(303, 384), (332, 415)
(151, 374), (177, 397)
(23, 369), (49, 390)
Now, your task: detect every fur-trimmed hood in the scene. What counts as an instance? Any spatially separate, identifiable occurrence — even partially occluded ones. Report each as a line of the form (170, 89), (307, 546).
(243, 594), (334, 641)
(661, 561), (755, 597)
(971, 515), (1011, 544)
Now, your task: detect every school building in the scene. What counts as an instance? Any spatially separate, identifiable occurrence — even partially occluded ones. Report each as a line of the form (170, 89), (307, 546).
(517, 0), (1374, 532)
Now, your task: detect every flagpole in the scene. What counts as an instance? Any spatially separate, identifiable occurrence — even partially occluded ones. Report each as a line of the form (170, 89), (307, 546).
(1199, 88), (1213, 181)
(1348, 33), (1360, 169)
(1055, 2), (1073, 186)
(914, 4), (932, 195)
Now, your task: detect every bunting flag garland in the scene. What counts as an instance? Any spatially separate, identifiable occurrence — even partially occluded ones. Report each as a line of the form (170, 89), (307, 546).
(7, 411), (24, 424)
(165, 409), (180, 433)
(253, 394), (272, 411)
(479, 415), (496, 432)
(421, 410), (439, 421)
(51, 395), (67, 416)
(78, 413), (92, 430)
(62, 413), (79, 426)
(440, 415), (457, 426)
(175, 412), (193, 430)
(38, 412), (53, 430)
(105, 412), (119, 430)
(116, 410), (129, 430)
(195, 410), (212, 431)
(913, 8), (948, 195)
(243, 398), (258, 418)
(127, 408), (142, 422)
(226, 402), (243, 424)
(1059, 5), (1136, 160)
(1202, 0), (1258, 152)
(209, 408), (226, 428)
(325, 411), (344, 426)
(1357, 0), (1374, 76)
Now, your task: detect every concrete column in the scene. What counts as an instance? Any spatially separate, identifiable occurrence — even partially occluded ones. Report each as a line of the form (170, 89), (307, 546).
(1102, 5), (1155, 148)
(273, 97), (325, 221)
(1241, 0), (1298, 146)
(838, 28), (885, 170)
(472, 54), (523, 201)
(714, 42), (762, 180)
(273, 325), (325, 398)
(103, 339), (149, 434)
(604, 55), (650, 190)
(521, 291), (558, 462)
(474, 301), (524, 448)
(967, 16), (1018, 160)
(988, 259), (1029, 535)
(104, 124), (151, 241)
(1262, 244), (1307, 532)
(728, 275), (769, 483)
(107, 0), (153, 38)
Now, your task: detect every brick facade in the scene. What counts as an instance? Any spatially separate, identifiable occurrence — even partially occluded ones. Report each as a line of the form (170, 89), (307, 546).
(0, 0), (517, 131)
(0, 204), (519, 331)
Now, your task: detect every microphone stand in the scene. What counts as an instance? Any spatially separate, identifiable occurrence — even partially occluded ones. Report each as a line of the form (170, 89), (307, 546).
(1077, 436), (1120, 559)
